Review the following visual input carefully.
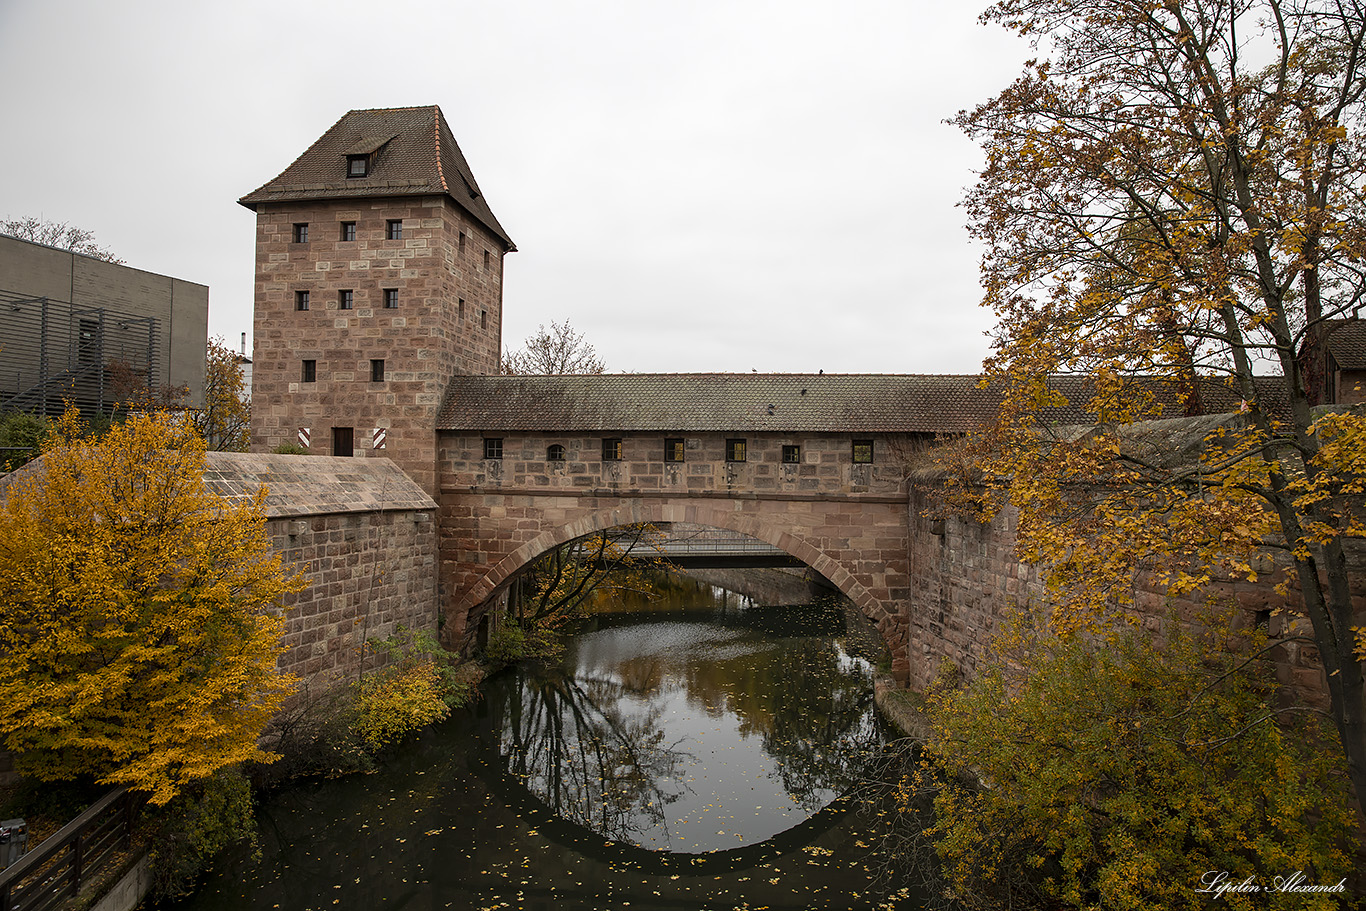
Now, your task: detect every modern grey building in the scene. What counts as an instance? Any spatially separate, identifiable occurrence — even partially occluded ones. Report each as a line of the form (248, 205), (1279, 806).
(0, 234), (209, 416)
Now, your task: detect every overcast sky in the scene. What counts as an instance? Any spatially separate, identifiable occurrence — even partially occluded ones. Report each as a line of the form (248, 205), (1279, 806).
(0, 1), (1030, 375)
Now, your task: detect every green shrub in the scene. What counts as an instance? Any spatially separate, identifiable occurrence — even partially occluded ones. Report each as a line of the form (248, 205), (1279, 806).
(147, 768), (257, 900)
(0, 412), (48, 471)
(903, 614), (1354, 911)
(271, 442), (309, 455)
(485, 619), (562, 664)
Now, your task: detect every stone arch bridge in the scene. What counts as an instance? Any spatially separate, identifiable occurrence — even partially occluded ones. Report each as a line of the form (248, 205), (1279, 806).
(433, 373), (1026, 683)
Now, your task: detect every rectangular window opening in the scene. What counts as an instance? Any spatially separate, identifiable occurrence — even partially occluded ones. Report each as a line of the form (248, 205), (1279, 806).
(301, 359), (316, 383)
(602, 438), (623, 461)
(484, 437), (503, 460)
(347, 155), (369, 178)
(726, 439), (747, 463)
(480, 309), (487, 329)
(483, 249), (491, 269)
(295, 290), (310, 311)
(782, 444), (801, 464)
(458, 298), (465, 322)
(292, 223), (308, 244)
(77, 319), (100, 364)
(333, 426), (354, 457)
(386, 219), (403, 240)
(383, 289), (399, 309)
(458, 231), (467, 252)
(664, 438), (684, 463)
(340, 221), (356, 241)
(370, 359), (385, 382)
(339, 289), (353, 310)
(853, 439), (874, 464)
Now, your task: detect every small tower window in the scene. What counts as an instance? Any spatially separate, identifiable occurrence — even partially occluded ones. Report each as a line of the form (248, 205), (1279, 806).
(295, 290), (310, 311)
(347, 155), (369, 178)
(726, 439), (747, 462)
(383, 289), (399, 309)
(292, 223), (309, 244)
(339, 290), (353, 310)
(386, 219), (403, 240)
(458, 298), (465, 322)
(459, 231), (467, 252)
(483, 438), (503, 460)
(483, 249), (491, 269)
(370, 359), (385, 382)
(480, 309), (487, 329)
(340, 221), (356, 241)
(664, 438), (684, 463)
(547, 444), (566, 461)
(301, 359), (316, 383)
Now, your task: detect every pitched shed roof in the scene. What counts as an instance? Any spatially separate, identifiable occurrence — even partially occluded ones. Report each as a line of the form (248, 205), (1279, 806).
(202, 452), (435, 518)
(238, 105), (514, 250)
(435, 373), (1283, 435)
(1325, 320), (1366, 369)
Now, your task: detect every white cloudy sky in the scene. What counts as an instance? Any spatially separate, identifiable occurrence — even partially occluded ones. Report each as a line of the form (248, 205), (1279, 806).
(0, 1), (1030, 374)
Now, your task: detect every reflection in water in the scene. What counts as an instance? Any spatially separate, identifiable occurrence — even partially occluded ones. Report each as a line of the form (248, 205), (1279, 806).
(172, 576), (925, 911)
(493, 582), (886, 852)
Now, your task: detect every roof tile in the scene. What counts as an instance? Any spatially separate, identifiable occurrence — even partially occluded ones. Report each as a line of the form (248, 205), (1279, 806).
(239, 106), (514, 250)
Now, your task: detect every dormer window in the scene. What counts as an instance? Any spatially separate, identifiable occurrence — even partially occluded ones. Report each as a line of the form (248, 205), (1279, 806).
(347, 155), (369, 178)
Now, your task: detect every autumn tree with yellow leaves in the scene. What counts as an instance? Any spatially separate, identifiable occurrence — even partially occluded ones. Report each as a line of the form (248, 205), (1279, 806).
(0, 409), (299, 804)
(947, 0), (1366, 823)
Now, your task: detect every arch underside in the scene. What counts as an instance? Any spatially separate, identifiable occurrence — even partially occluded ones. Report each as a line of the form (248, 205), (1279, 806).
(448, 497), (907, 646)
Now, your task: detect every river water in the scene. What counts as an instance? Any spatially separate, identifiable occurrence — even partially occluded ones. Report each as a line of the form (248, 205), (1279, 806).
(177, 577), (925, 910)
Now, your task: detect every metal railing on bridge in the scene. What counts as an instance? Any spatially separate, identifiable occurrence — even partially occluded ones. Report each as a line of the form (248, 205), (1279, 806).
(611, 527), (803, 568)
(0, 788), (140, 911)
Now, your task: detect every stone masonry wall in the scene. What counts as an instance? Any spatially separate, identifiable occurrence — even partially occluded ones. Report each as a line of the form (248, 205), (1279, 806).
(249, 196), (506, 494)
(905, 487), (1341, 710)
(268, 509), (438, 686)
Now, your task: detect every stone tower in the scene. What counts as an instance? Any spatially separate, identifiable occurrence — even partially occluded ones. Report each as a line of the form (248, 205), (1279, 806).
(239, 105), (515, 494)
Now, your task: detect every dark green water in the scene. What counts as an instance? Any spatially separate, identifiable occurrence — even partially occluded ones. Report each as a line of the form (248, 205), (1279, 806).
(176, 583), (923, 910)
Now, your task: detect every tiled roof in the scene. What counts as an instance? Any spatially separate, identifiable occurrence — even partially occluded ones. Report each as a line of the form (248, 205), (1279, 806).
(1325, 320), (1366, 369)
(435, 373), (1285, 434)
(202, 452), (435, 518)
(238, 105), (514, 251)
(2, 452), (434, 517)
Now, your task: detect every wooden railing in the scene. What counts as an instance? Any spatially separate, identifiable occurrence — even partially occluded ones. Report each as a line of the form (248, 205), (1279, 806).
(0, 788), (140, 911)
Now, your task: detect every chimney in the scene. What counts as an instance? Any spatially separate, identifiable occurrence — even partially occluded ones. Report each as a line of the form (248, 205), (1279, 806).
(241, 332), (246, 356)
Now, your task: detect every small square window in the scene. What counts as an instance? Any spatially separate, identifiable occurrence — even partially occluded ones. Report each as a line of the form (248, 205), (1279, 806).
(726, 439), (747, 462)
(782, 444), (801, 464)
(301, 359), (316, 383)
(386, 219), (403, 240)
(664, 438), (684, 463)
(547, 444), (566, 461)
(370, 359), (385, 382)
(292, 223), (308, 244)
(295, 290), (310, 311)
(339, 290), (353, 310)
(383, 289), (399, 309)
(340, 221), (356, 241)
(853, 439), (874, 464)
(602, 438), (623, 461)
(347, 155), (368, 178)
(484, 437), (503, 460)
